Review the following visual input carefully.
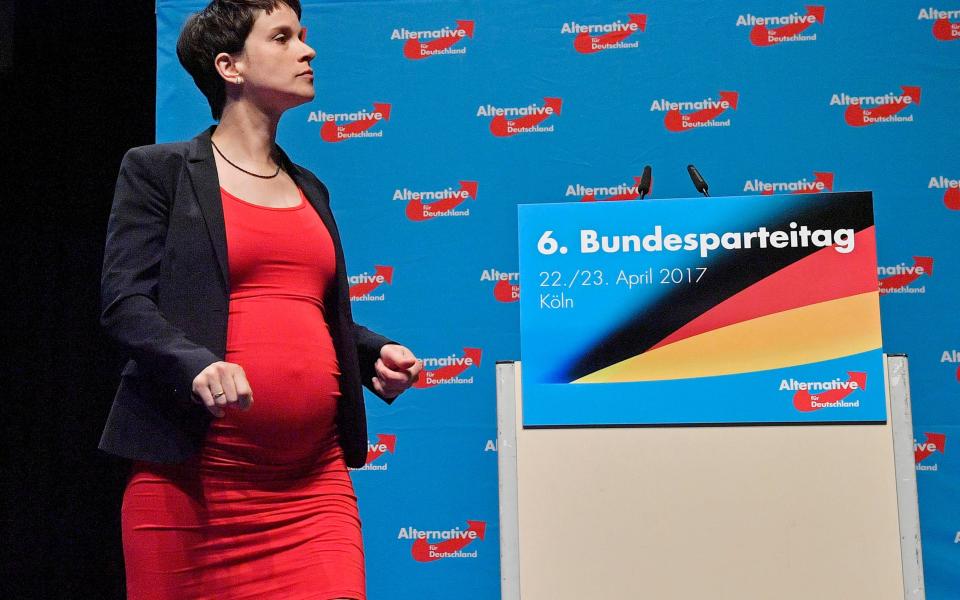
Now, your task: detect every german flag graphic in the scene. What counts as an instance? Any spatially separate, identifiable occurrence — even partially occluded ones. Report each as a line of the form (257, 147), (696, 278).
(562, 193), (880, 384)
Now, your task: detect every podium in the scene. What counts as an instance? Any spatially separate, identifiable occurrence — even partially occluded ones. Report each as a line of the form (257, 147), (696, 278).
(498, 193), (924, 599)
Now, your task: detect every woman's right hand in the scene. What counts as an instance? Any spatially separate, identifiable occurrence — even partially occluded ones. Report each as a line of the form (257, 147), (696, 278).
(192, 362), (254, 417)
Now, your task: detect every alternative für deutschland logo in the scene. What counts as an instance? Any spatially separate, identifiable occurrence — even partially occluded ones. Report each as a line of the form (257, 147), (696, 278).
(651, 91), (738, 131)
(561, 14), (647, 53)
(413, 348), (482, 387)
(480, 269), (519, 303)
(308, 103), (391, 142)
(785, 372), (866, 412)
(737, 6), (825, 46)
(478, 98), (562, 137)
(744, 172), (834, 195)
(392, 20), (475, 59)
(928, 175), (960, 210)
(831, 87), (920, 127)
(349, 434), (396, 472)
(567, 176), (646, 202)
(394, 181), (478, 221)
(399, 521), (486, 561)
(878, 257), (933, 295)
(917, 8), (960, 40)
(915, 433), (946, 471)
(349, 266), (393, 301)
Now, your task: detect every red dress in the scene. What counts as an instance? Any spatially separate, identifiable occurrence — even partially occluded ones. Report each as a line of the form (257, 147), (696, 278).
(121, 187), (365, 600)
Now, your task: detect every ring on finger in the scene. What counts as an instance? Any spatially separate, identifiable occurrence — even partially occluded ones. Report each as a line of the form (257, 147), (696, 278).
(212, 390), (226, 399)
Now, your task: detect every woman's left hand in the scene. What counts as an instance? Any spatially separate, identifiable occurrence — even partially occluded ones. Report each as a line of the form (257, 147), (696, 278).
(372, 344), (422, 399)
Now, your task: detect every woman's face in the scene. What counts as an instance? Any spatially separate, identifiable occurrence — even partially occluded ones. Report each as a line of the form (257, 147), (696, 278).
(234, 3), (316, 114)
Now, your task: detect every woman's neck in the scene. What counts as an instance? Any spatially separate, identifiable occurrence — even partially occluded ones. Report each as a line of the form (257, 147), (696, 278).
(212, 100), (280, 167)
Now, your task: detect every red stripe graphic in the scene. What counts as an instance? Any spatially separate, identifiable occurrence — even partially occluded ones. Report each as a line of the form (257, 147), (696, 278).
(580, 176), (647, 202)
(664, 91), (738, 132)
(915, 432), (946, 463)
(650, 227), (878, 352)
(349, 265), (393, 299)
(944, 187), (960, 210)
(760, 172), (834, 195)
(490, 98), (562, 137)
(403, 20), (474, 59)
(411, 521), (486, 562)
(320, 103), (391, 142)
(493, 279), (520, 303)
(413, 348), (482, 388)
(749, 6), (825, 46)
(405, 181), (478, 222)
(573, 14), (646, 53)
(933, 18), (960, 40)
(844, 86), (920, 127)
(365, 433), (397, 464)
(878, 256), (933, 294)
(793, 372), (866, 412)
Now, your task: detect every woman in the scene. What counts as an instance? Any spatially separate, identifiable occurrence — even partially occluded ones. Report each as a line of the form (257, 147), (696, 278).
(99, 1), (421, 598)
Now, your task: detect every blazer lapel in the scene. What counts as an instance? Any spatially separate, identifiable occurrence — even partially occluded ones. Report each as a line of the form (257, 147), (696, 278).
(283, 156), (347, 270)
(182, 127), (343, 294)
(185, 127), (231, 291)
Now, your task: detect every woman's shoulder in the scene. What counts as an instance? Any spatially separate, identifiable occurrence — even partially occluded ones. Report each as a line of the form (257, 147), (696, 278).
(118, 136), (204, 183)
(124, 127), (215, 165)
(124, 139), (193, 163)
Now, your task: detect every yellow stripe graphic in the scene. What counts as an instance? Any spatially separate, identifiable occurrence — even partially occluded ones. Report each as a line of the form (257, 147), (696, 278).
(574, 292), (881, 383)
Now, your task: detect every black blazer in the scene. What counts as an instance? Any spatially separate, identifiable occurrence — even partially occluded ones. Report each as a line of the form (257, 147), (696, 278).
(99, 126), (392, 468)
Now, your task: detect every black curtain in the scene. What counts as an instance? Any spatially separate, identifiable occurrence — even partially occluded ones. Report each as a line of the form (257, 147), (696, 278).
(2, 1), (156, 597)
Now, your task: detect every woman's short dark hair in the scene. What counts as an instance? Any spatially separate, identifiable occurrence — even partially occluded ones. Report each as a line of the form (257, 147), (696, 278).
(176, 0), (302, 120)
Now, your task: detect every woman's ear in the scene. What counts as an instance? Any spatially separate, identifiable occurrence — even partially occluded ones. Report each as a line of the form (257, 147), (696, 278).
(214, 52), (242, 84)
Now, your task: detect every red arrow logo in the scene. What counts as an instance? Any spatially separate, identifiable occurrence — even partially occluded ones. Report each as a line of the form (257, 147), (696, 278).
(933, 18), (960, 41)
(411, 520), (486, 562)
(349, 265), (393, 299)
(664, 91), (738, 132)
(915, 432), (946, 463)
(580, 176), (646, 202)
(760, 172), (834, 195)
(403, 20), (474, 59)
(793, 372), (866, 412)
(944, 187), (960, 210)
(749, 6), (825, 46)
(493, 279), (520, 303)
(365, 433), (397, 464)
(844, 86), (920, 127)
(405, 181), (478, 222)
(413, 348), (482, 389)
(878, 256), (933, 294)
(573, 14), (647, 54)
(320, 103), (391, 142)
(490, 98), (562, 137)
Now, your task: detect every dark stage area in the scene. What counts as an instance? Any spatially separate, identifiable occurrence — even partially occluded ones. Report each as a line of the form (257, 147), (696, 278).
(3, 2), (156, 597)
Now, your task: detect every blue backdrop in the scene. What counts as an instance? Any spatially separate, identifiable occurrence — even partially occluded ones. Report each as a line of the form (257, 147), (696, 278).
(156, 1), (960, 597)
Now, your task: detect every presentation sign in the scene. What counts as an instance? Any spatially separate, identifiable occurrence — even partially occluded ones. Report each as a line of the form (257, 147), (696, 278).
(519, 192), (886, 427)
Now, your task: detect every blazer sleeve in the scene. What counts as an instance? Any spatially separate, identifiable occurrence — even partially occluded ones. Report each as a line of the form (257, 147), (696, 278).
(354, 323), (399, 402)
(100, 147), (220, 399)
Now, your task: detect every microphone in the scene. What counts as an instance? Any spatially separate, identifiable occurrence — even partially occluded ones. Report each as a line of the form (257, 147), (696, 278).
(687, 164), (710, 197)
(638, 165), (652, 199)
